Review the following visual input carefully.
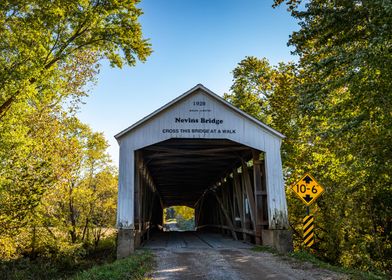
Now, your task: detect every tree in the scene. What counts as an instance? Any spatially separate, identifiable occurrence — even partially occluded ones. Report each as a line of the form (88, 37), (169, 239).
(172, 206), (194, 221)
(0, 106), (60, 237)
(40, 118), (116, 244)
(88, 168), (117, 247)
(0, 0), (152, 118)
(224, 57), (274, 124)
(0, 0), (137, 260)
(224, 56), (311, 248)
(273, 0), (392, 271)
(226, 48), (390, 272)
(0, 52), (99, 238)
(224, 57), (302, 166)
(172, 206), (195, 231)
(1, 0), (145, 244)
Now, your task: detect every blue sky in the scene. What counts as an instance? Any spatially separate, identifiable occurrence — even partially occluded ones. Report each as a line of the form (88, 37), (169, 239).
(78, 0), (299, 166)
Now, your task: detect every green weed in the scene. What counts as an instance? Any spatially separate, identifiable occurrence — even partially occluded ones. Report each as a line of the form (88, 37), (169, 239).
(251, 245), (278, 254)
(70, 250), (154, 280)
(289, 251), (388, 280)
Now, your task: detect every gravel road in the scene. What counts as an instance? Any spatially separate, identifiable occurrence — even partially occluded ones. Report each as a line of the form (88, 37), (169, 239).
(146, 232), (347, 280)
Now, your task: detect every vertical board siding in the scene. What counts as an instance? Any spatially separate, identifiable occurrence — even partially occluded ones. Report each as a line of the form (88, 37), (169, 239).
(265, 137), (289, 229)
(117, 144), (135, 229)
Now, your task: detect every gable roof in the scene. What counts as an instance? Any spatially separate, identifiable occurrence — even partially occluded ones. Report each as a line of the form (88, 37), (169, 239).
(115, 84), (285, 140)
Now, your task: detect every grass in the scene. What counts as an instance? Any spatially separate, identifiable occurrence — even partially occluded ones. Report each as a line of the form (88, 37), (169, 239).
(251, 245), (278, 254)
(0, 245), (154, 280)
(0, 235), (153, 280)
(251, 245), (388, 280)
(0, 237), (117, 280)
(70, 250), (154, 280)
(288, 251), (388, 280)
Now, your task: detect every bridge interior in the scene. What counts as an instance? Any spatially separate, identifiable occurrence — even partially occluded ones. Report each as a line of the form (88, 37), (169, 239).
(133, 138), (269, 247)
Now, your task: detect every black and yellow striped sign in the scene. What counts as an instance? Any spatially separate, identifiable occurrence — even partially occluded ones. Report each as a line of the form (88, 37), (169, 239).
(303, 215), (314, 247)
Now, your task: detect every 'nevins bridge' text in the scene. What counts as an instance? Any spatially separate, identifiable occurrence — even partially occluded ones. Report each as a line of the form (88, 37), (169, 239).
(175, 117), (223, 124)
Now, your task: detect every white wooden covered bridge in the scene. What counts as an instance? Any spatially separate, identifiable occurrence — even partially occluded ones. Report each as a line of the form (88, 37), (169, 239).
(115, 84), (292, 258)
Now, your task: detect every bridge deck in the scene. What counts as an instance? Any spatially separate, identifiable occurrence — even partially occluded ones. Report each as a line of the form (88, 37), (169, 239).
(143, 231), (252, 250)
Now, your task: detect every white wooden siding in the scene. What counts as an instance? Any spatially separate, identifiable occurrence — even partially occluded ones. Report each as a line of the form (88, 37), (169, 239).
(116, 86), (289, 230)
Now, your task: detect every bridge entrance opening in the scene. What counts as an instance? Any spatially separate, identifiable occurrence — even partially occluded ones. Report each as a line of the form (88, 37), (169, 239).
(129, 138), (274, 250)
(163, 206), (195, 232)
(115, 85), (292, 258)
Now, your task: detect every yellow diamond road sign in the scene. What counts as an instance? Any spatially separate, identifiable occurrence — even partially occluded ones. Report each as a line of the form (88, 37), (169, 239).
(292, 173), (324, 206)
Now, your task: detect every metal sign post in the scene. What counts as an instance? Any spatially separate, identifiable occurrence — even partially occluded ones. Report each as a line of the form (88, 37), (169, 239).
(303, 215), (314, 247)
(292, 173), (325, 248)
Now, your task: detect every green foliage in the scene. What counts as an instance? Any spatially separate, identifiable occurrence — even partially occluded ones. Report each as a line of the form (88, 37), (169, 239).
(35, 118), (118, 244)
(224, 56), (301, 167)
(224, 57), (274, 124)
(0, 1), (127, 263)
(176, 216), (195, 231)
(172, 206), (195, 231)
(0, 110), (118, 257)
(226, 42), (390, 275)
(225, 0), (392, 274)
(0, 0), (152, 118)
(0, 1), (147, 278)
(0, 234), (118, 280)
(0, 57), (117, 246)
(164, 206), (195, 231)
(274, 0), (391, 273)
(172, 206), (195, 221)
(70, 250), (154, 280)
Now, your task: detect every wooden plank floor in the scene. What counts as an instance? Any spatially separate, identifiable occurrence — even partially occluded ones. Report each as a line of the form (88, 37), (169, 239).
(143, 231), (252, 249)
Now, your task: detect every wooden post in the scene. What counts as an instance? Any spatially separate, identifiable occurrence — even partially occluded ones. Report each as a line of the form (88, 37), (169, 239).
(216, 195), (224, 234)
(241, 161), (256, 231)
(147, 192), (155, 240)
(233, 169), (246, 240)
(134, 151), (141, 232)
(195, 194), (205, 227)
(230, 176), (237, 227)
(217, 188), (226, 235)
(213, 192), (238, 240)
(223, 180), (235, 228)
(227, 179), (236, 227)
(253, 150), (263, 245)
(140, 173), (145, 234)
(260, 160), (268, 227)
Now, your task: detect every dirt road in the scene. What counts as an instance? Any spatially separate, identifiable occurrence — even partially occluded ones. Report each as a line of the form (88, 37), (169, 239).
(146, 232), (347, 280)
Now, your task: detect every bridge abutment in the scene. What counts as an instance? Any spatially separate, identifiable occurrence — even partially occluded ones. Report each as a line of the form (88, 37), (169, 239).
(117, 228), (135, 259)
(262, 229), (293, 253)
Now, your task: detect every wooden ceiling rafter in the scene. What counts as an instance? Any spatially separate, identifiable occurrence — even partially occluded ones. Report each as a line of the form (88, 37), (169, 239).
(139, 139), (254, 207)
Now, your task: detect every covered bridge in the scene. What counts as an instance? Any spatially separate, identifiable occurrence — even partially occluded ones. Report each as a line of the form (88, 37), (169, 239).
(115, 84), (292, 258)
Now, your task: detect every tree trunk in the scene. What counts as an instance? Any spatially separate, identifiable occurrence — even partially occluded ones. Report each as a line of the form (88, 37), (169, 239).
(82, 218), (89, 241)
(0, 95), (15, 119)
(69, 185), (77, 243)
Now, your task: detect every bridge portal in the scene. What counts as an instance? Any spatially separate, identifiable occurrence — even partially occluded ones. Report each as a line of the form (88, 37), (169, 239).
(115, 84), (292, 258)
